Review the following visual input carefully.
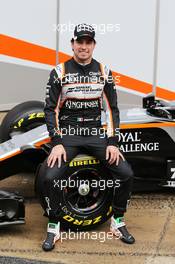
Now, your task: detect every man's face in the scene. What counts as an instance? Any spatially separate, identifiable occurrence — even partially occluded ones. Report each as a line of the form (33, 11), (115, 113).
(71, 37), (96, 63)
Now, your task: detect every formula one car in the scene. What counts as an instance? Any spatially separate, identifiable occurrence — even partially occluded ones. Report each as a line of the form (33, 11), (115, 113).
(0, 94), (175, 230)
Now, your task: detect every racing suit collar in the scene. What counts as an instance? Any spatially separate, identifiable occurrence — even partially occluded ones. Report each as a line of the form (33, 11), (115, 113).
(72, 57), (94, 70)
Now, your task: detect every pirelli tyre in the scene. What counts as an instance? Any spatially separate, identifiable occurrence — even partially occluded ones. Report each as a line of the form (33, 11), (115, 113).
(36, 155), (114, 231)
(0, 101), (114, 230)
(0, 101), (45, 142)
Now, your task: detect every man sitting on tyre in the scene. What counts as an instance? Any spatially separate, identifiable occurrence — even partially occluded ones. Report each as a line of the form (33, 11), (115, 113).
(36, 23), (135, 251)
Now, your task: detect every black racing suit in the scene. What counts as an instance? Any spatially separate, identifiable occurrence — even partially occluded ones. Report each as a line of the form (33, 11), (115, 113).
(36, 58), (134, 221)
(44, 58), (120, 147)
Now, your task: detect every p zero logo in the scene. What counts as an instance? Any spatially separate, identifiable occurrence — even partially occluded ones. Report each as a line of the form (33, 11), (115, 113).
(13, 112), (45, 128)
(170, 168), (175, 179)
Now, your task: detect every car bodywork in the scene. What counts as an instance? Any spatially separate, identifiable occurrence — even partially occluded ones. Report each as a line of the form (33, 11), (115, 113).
(0, 190), (25, 226)
(0, 96), (175, 228)
(0, 95), (175, 191)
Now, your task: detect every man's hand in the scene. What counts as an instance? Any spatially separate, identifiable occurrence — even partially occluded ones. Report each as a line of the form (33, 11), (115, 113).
(106, 146), (125, 166)
(47, 144), (67, 168)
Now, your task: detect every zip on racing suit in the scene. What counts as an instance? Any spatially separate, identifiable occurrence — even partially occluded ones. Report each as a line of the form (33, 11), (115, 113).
(36, 57), (134, 221)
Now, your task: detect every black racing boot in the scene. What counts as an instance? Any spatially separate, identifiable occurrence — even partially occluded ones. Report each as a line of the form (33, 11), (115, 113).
(42, 222), (60, 251)
(110, 216), (135, 244)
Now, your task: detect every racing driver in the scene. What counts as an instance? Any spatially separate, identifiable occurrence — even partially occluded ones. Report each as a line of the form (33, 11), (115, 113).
(36, 23), (135, 251)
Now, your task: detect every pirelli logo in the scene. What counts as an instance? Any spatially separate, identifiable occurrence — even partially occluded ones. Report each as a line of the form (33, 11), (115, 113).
(69, 158), (100, 167)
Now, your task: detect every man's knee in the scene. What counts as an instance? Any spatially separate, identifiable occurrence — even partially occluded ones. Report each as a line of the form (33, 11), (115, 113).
(125, 163), (134, 180)
(110, 160), (134, 182)
(39, 160), (60, 185)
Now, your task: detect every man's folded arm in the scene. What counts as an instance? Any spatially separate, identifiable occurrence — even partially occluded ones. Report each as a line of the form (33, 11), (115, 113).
(44, 69), (63, 147)
(103, 69), (120, 147)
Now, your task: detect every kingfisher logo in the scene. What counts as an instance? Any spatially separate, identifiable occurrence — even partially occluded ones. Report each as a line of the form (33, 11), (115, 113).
(65, 100), (99, 109)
